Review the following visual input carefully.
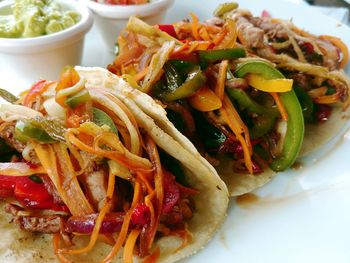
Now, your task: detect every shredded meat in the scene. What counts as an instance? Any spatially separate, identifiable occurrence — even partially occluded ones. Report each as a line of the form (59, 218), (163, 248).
(289, 73), (311, 90)
(251, 17), (288, 40)
(226, 78), (248, 90)
(231, 12), (265, 48)
(14, 215), (65, 234)
(40, 175), (65, 205)
(231, 10), (341, 72)
(4, 203), (22, 216)
(82, 169), (108, 212)
(160, 198), (194, 226)
(328, 79), (349, 102)
(79, 151), (109, 211)
(0, 123), (26, 152)
(204, 17), (225, 27)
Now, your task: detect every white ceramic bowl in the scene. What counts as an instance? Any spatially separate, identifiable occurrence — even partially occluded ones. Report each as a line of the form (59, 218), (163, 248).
(82, 0), (175, 53)
(0, 0), (93, 88)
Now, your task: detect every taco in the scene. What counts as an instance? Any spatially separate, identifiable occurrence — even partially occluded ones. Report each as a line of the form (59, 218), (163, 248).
(215, 3), (350, 155)
(0, 66), (228, 262)
(106, 6), (350, 195)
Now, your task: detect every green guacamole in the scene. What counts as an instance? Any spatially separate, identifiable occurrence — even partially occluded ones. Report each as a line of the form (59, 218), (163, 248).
(0, 0), (81, 38)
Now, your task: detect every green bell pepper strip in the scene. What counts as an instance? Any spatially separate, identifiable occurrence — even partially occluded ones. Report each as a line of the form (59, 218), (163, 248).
(15, 120), (56, 143)
(65, 89), (91, 109)
(164, 62), (183, 92)
(214, 2), (239, 17)
(293, 85), (314, 122)
(226, 88), (279, 116)
(227, 88), (279, 139)
(164, 66), (206, 101)
(250, 115), (278, 139)
(193, 110), (227, 149)
(0, 89), (19, 103)
(198, 48), (246, 63)
(30, 117), (66, 142)
(168, 60), (195, 75)
(92, 108), (118, 135)
(234, 60), (305, 172)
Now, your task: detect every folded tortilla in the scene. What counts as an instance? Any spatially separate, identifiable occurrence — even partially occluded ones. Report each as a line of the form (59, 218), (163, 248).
(0, 66), (228, 262)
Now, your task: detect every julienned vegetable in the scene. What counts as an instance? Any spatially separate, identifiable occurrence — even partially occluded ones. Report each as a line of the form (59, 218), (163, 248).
(163, 66), (207, 101)
(15, 120), (56, 143)
(113, 18), (305, 174)
(226, 88), (279, 139)
(65, 89), (91, 109)
(0, 88), (19, 103)
(199, 48), (246, 63)
(92, 107), (118, 134)
(234, 60), (305, 171)
(0, 66), (229, 263)
(109, 16), (306, 177)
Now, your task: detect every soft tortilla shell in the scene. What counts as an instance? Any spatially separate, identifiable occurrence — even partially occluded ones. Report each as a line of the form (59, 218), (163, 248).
(300, 106), (350, 156)
(216, 156), (274, 196)
(0, 67), (229, 263)
(78, 66), (229, 262)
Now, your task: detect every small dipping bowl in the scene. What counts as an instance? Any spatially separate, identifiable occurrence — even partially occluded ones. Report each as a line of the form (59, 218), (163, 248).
(0, 0), (93, 89)
(82, 0), (175, 53)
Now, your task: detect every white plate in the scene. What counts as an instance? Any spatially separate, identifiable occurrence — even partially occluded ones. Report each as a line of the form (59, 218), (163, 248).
(1, 0), (350, 263)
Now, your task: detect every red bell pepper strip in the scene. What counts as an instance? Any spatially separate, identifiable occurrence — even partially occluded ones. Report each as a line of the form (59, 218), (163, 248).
(65, 204), (151, 234)
(261, 10), (271, 18)
(162, 170), (180, 214)
(0, 175), (67, 211)
(23, 80), (54, 107)
(0, 176), (16, 198)
(158, 24), (178, 38)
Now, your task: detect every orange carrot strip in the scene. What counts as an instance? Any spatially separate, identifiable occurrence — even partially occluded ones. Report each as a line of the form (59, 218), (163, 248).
(216, 19), (237, 49)
(190, 12), (200, 40)
(172, 42), (190, 56)
(270, 92), (288, 121)
(131, 180), (142, 208)
(199, 27), (211, 42)
(313, 93), (339, 104)
(144, 136), (164, 249)
(123, 229), (142, 263)
(53, 234), (72, 263)
(101, 171), (141, 263)
(215, 60), (229, 100)
(136, 171), (154, 195)
(221, 95), (253, 174)
(135, 66), (149, 82)
(101, 209), (133, 263)
(144, 191), (156, 250)
(213, 28), (227, 46)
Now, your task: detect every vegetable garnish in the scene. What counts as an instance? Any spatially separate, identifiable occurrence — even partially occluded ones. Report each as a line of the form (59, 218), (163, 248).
(107, 3), (350, 196)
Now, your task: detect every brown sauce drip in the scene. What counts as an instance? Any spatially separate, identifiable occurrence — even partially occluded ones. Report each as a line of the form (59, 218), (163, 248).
(236, 193), (260, 208)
